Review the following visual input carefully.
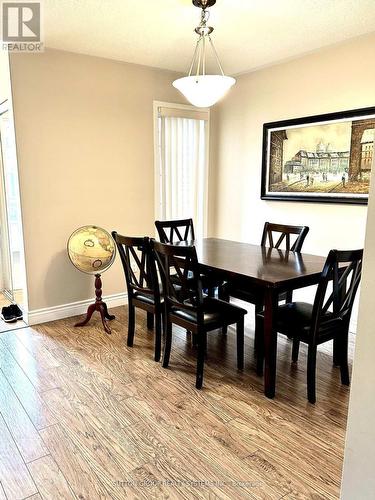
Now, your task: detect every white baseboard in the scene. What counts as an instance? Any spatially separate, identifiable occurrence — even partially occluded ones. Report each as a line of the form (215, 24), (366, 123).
(28, 293), (128, 326)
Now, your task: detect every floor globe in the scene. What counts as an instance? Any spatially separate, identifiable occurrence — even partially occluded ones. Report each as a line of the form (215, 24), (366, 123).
(67, 225), (116, 334)
(67, 225), (116, 275)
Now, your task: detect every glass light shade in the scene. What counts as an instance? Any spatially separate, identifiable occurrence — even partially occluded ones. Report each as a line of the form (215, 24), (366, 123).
(173, 74), (236, 108)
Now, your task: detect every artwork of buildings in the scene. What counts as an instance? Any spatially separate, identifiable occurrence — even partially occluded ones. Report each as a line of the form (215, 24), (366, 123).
(284, 143), (350, 175)
(269, 119), (374, 186)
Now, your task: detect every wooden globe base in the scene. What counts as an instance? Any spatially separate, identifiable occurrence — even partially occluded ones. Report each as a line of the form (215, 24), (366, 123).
(75, 274), (115, 334)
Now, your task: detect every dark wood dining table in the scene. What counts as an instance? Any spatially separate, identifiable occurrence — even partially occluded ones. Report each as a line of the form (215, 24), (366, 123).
(188, 237), (327, 398)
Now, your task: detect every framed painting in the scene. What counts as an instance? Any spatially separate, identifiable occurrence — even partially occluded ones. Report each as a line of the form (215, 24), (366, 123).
(261, 107), (375, 204)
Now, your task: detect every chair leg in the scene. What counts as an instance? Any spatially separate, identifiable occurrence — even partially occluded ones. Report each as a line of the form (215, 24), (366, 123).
(196, 331), (207, 389)
(147, 312), (154, 330)
(161, 308), (166, 335)
(162, 321), (172, 368)
(307, 344), (317, 404)
(219, 286), (230, 334)
(127, 305), (135, 347)
(339, 332), (350, 386)
(154, 312), (162, 362)
(236, 320), (244, 370)
(333, 337), (340, 366)
(292, 338), (300, 363)
(284, 292), (293, 339)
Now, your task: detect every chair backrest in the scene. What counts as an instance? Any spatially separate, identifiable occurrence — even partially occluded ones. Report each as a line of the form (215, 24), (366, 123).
(261, 222), (309, 252)
(155, 218), (195, 244)
(312, 249), (363, 336)
(152, 240), (202, 316)
(112, 232), (159, 301)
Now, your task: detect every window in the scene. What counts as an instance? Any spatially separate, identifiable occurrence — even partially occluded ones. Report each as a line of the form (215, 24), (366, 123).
(154, 102), (209, 240)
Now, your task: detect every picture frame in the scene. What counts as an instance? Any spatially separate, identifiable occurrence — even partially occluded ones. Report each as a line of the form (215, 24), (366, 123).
(261, 107), (375, 204)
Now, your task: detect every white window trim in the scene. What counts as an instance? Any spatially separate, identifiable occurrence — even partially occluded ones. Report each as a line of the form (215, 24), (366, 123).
(153, 101), (210, 237)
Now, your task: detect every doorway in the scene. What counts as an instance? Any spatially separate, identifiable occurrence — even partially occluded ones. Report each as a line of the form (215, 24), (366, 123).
(0, 99), (28, 332)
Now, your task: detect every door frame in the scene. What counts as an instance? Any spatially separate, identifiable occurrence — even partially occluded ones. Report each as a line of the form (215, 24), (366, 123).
(0, 98), (28, 320)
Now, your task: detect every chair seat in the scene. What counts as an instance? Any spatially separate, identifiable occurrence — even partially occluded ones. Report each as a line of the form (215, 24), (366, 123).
(133, 292), (163, 306)
(171, 297), (247, 330)
(257, 301), (340, 341)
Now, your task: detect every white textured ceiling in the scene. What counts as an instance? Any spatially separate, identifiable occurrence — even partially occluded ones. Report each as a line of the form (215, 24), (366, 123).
(43, 0), (375, 75)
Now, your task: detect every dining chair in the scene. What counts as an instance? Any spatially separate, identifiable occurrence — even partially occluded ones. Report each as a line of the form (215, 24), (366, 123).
(152, 240), (247, 389)
(155, 218), (221, 297)
(112, 232), (162, 362)
(256, 248), (363, 403)
(155, 218), (195, 244)
(219, 222), (309, 338)
(261, 222), (310, 253)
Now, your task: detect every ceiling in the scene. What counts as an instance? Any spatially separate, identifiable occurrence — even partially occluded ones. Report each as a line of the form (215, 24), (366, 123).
(44, 0), (375, 75)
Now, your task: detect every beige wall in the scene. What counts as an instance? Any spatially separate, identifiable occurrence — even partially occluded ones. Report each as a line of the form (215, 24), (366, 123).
(10, 49), (184, 311)
(210, 33), (375, 256)
(341, 155), (375, 498)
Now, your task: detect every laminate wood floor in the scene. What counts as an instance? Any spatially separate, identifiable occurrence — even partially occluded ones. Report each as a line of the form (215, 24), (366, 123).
(0, 303), (354, 499)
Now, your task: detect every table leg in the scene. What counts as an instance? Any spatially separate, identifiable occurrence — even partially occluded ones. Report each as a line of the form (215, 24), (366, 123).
(264, 288), (278, 398)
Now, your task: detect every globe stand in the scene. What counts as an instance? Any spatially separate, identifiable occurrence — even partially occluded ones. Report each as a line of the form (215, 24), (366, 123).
(75, 274), (115, 334)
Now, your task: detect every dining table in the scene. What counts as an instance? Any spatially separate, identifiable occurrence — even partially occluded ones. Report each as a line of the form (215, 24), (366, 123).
(188, 237), (328, 398)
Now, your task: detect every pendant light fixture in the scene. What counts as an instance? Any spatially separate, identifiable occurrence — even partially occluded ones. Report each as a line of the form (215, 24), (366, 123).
(173, 0), (235, 108)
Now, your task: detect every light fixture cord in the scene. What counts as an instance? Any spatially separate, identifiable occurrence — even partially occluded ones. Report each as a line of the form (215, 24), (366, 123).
(188, 37), (201, 76)
(202, 33), (206, 75)
(196, 35), (203, 78)
(208, 36), (225, 76)
(188, 4), (226, 79)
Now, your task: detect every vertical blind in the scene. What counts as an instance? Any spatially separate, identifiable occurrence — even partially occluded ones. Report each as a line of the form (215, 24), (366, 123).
(157, 106), (209, 240)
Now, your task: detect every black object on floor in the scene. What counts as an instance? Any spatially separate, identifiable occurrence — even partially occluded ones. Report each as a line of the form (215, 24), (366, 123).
(1, 306), (17, 323)
(1, 304), (23, 323)
(10, 304), (23, 320)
